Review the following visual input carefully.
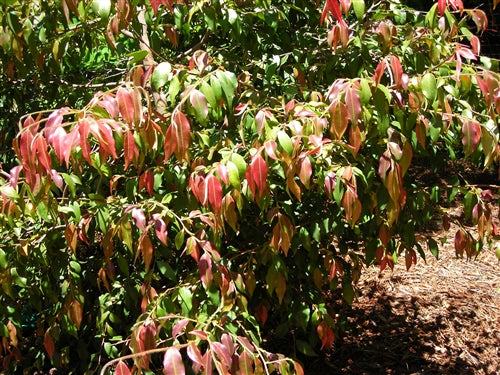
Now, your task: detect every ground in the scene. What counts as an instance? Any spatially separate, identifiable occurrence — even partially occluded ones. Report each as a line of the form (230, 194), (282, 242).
(307, 200), (500, 374)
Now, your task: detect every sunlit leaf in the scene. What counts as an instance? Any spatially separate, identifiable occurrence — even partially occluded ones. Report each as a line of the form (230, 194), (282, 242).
(114, 360), (131, 375)
(462, 121), (481, 156)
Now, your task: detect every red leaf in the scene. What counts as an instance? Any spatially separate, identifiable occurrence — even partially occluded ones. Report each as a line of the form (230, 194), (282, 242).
(390, 56), (403, 88)
(124, 130), (138, 170)
(139, 169), (155, 197)
(189, 173), (207, 205)
(139, 321), (157, 351)
(163, 347), (185, 375)
(164, 124), (177, 162)
(33, 136), (52, 172)
(454, 229), (467, 256)
(205, 174), (222, 213)
(317, 321), (335, 350)
(211, 342), (232, 369)
(140, 234), (154, 271)
(345, 87), (362, 123)
(97, 94), (119, 118)
(198, 252), (213, 289)
(254, 304), (268, 325)
(329, 101), (349, 140)
(68, 299), (83, 330)
(44, 331), (55, 360)
(373, 61), (385, 87)
(97, 122), (118, 159)
(324, 0), (346, 26)
(438, 0), (446, 16)
(462, 121), (482, 156)
(150, 0), (173, 15)
(342, 186), (362, 227)
(116, 88), (135, 126)
(246, 153), (268, 200)
(173, 111), (191, 161)
(115, 360), (132, 375)
(348, 124), (362, 157)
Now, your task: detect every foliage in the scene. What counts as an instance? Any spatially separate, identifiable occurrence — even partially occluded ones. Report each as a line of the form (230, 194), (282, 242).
(1, 0), (499, 373)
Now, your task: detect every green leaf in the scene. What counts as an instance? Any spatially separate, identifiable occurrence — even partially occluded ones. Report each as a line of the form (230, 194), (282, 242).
(296, 339), (318, 357)
(200, 80), (217, 109)
(352, 0), (365, 20)
(175, 230), (185, 250)
(421, 73), (437, 102)
(216, 70), (238, 108)
(152, 62), (172, 90)
(277, 130), (293, 155)
(226, 161), (240, 188)
(428, 238), (439, 259)
(0, 249), (7, 270)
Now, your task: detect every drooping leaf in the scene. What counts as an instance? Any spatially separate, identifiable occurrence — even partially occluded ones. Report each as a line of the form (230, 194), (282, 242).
(140, 234), (154, 271)
(163, 347), (185, 375)
(277, 130), (294, 156)
(246, 153), (268, 200)
(190, 89), (209, 123)
(462, 121), (482, 156)
(152, 62), (172, 89)
(44, 331), (55, 360)
(421, 73), (437, 102)
(329, 101), (349, 140)
(116, 88), (135, 126)
(123, 130), (138, 170)
(206, 174), (222, 213)
(198, 253), (213, 289)
(172, 111), (191, 161)
(345, 87), (362, 123)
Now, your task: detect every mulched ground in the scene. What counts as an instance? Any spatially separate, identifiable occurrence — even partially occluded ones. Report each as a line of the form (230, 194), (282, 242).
(306, 205), (500, 374)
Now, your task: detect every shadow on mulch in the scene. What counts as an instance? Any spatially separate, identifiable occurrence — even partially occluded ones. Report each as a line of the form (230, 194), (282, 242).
(303, 287), (489, 374)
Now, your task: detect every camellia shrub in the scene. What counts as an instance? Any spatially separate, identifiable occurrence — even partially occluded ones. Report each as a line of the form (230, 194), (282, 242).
(0, 0), (499, 373)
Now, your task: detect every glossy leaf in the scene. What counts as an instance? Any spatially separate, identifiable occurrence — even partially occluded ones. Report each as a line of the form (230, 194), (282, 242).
(329, 101), (349, 140)
(345, 87), (362, 123)
(206, 173), (222, 213)
(246, 153), (268, 200)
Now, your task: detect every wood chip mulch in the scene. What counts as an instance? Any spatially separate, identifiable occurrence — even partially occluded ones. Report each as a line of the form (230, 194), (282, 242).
(307, 212), (500, 374)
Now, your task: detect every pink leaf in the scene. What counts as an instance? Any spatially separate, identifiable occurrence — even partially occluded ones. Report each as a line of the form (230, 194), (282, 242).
(132, 208), (147, 231)
(155, 217), (168, 246)
(9, 166), (23, 188)
(163, 347), (185, 375)
(114, 360), (131, 375)
(211, 342), (232, 369)
(186, 342), (204, 365)
(344, 87), (362, 123)
(264, 140), (278, 160)
(51, 127), (69, 165)
(198, 252), (213, 289)
(97, 94), (119, 118)
(298, 155), (312, 188)
(78, 119), (92, 164)
(190, 89), (209, 119)
(172, 318), (190, 338)
(390, 56), (404, 89)
(462, 121), (482, 156)
(150, 0), (173, 15)
(217, 164), (229, 185)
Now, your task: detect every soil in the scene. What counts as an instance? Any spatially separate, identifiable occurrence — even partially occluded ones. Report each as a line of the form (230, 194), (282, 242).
(305, 199), (500, 374)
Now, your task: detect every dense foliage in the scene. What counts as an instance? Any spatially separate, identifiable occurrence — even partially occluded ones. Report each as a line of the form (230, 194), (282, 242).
(1, 0), (499, 373)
